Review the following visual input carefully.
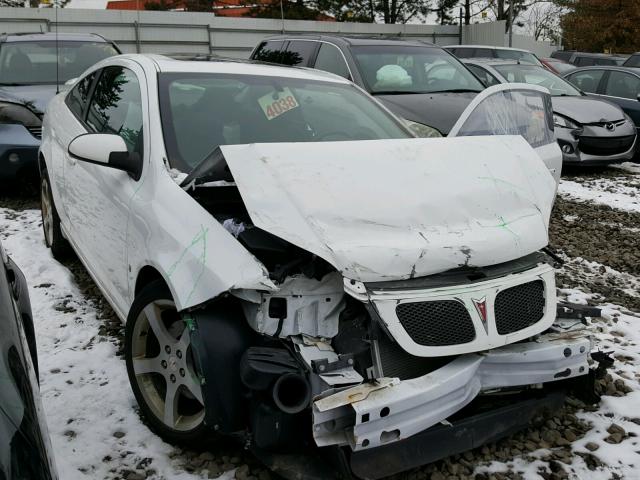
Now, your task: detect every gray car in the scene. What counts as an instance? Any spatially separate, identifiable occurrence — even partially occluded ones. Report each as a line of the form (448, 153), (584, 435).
(0, 32), (120, 181)
(464, 59), (637, 166)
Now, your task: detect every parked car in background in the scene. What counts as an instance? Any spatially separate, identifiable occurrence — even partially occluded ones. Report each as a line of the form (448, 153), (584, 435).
(464, 59), (637, 166)
(540, 57), (575, 75)
(0, 32), (120, 182)
(445, 44), (543, 66)
(564, 66), (640, 131)
(250, 36), (485, 137)
(0, 240), (57, 479)
(623, 53), (640, 68)
(553, 51), (627, 67)
(39, 53), (590, 479)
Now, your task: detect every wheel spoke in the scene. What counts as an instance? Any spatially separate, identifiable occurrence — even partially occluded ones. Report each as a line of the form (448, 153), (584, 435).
(133, 356), (163, 375)
(144, 303), (175, 347)
(163, 380), (179, 428)
(182, 371), (204, 405)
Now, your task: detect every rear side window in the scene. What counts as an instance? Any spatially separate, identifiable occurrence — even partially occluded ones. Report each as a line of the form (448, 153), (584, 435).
(313, 43), (350, 79)
(565, 70), (605, 93)
(281, 40), (318, 67)
(65, 71), (96, 120)
(624, 55), (640, 67)
(576, 57), (595, 67)
(452, 48), (475, 58)
(252, 41), (285, 63)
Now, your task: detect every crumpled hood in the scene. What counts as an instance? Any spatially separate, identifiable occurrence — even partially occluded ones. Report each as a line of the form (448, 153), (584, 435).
(553, 95), (625, 124)
(222, 137), (557, 283)
(374, 92), (477, 135)
(0, 85), (58, 115)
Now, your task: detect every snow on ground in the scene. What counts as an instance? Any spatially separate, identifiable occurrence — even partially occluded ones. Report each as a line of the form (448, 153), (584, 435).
(0, 207), (233, 480)
(559, 177), (640, 213)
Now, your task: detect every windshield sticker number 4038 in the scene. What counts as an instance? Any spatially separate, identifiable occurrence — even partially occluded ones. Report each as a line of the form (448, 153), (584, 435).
(258, 88), (299, 120)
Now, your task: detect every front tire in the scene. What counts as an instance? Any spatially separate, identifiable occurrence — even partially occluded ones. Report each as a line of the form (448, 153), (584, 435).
(125, 281), (210, 445)
(40, 170), (70, 260)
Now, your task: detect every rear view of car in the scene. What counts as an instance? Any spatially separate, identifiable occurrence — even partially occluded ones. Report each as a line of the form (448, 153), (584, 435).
(0, 32), (120, 181)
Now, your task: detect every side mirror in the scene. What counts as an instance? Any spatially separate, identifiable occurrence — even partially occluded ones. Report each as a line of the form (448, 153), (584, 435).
(68, 133), (142, 180)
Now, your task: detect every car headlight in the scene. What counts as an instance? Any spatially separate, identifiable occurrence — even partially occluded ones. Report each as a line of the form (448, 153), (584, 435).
(0, 101), (41, 127)
(403, 119), (443, 138)
(553, 113), (578, 129)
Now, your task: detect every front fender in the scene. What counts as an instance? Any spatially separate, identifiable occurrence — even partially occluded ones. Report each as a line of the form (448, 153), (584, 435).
(127, 166), (276, 313)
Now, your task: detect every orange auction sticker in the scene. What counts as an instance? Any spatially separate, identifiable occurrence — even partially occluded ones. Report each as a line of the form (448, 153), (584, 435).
(258, 88), (299, 120)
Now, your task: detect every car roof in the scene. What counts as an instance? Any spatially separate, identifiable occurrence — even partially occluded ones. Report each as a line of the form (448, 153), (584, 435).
(572, 52), (627, 60)
(260, 34), (437, 48)
(144, 54), (352, 83)
(0, 32), (111, 43)
(444, 44), (532, 53)
(565, 65), (640, 75)
(463, 58), (538, 67)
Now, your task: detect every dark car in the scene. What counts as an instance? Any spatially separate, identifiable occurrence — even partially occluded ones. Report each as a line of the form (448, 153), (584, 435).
(0, 32), (120, 181)
(0, 240), (57, 479)
(564, 66), (640, 131)
(623, 53), (640, 68)
(554, 51), (627, 68)
(465, 59), (637, 166)
(249, 35), (485, 137)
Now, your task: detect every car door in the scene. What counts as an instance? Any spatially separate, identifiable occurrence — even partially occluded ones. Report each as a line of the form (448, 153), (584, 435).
(63, 63), (148, 316)
(600, 70), (640, 128)
(449, 83), (561, 186)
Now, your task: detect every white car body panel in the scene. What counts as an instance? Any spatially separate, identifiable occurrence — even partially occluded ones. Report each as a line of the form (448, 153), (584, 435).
(222, 135), (556, 283)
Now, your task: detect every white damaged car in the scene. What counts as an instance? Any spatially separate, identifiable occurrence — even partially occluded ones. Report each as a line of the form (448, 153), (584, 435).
(39, 55), (594, 479)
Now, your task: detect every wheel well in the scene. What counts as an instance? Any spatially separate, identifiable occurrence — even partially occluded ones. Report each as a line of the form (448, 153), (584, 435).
(134, 266), (167, 297)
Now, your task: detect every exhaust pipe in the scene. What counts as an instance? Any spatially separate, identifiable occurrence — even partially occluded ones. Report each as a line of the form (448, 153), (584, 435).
(272, 373), (311, 414)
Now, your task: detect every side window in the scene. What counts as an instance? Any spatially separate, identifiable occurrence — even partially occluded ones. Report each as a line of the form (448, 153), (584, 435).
(474, 48), (493, 58)
(467, 65), (500, 87)
(252, 41), (285, 63)
(86, 66), (144, 157)
(566, 70), (604, 93)
(605, 71), (640, 99)
(624, 55), (640, 68)
(576, 57), (595, 67)
(65, 71), (97, 120)
(453, 48), (475, 58)
(313, 43), (350, 79)
(280, 41), (317, 67)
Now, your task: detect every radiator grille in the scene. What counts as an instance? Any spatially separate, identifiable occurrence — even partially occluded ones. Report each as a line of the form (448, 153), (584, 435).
(396, 300), (475, 346)
(495, 280), (545, 335)
(578, 134), (634, 156)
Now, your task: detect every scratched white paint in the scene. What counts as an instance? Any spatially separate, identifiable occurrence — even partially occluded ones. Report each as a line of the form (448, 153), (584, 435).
(223, 136), (557, 283)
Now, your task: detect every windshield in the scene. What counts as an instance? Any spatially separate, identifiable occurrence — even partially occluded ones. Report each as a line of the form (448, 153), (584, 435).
(158, 73), (411, 172)
(494, 49), (542, 66)
(0, 41), (119, 85)
(494, 64), (581, 96)
(351, 45), (484, 94)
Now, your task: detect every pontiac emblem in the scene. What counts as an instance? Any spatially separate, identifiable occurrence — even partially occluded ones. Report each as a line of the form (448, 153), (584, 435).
(472, 297), (488, 324)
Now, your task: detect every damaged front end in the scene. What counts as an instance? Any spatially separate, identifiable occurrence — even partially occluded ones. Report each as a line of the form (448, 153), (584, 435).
(180, 87), (599, 479)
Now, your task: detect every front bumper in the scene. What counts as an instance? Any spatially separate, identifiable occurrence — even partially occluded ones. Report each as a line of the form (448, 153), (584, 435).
(556, 123), (637, 165)
(313, 326), (591, 452)
(0, 123), (41, 180)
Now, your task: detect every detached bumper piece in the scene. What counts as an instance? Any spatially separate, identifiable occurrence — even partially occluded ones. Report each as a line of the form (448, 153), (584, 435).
(313, 331), (591, 452)
(348, 391), (565, 480)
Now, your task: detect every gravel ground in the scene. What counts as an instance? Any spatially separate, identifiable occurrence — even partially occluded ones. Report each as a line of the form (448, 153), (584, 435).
(1, 165), (639, 480)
